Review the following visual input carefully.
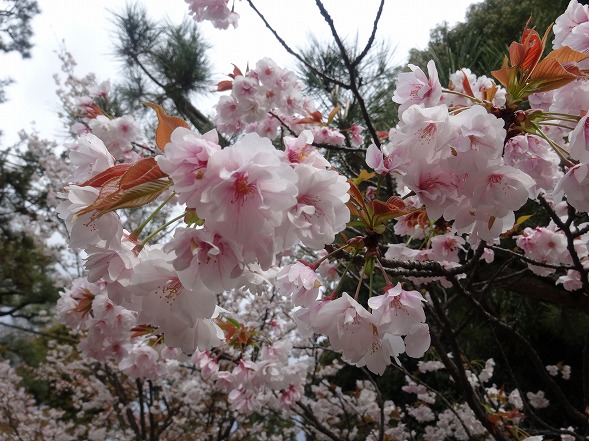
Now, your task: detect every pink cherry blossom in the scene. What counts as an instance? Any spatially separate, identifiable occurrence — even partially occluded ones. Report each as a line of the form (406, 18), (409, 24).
(568, 113), (589, 162)
(393, 104), (453, 162)
(129, 253), (219, 346)
(68, 133), (115, 183)
(193, 133), (298, 268)
(450, 104), (505, 163)
(550, 78), (589, 116)
(283, 130), (330, 168)
(516, 226), (572, 276)
(393, 60), (442, 114)
(175, 228), (244, 293)
(368, 283), (427, 335)
(88, 115), (140, 159)
(186, 0), (240, 29)
(504, 134), (562, 196)
(404, 323), (431, 358)
(365, 143), (403, 175)
(312, 293), (375, 363)
(356, 331), (405, 375)
(164, 315), (224, 353)
(119, 344), (163, 379)
(553, 0), (589, 49)
(156, 127), (221, 208)
(275, 261), (323, 307)
(555, 163), (589, 212)
(401, 160), (458, 221)
(84, 233), (139, 284)
(280, 164), (350, 250)
(56, 185), (123, 249)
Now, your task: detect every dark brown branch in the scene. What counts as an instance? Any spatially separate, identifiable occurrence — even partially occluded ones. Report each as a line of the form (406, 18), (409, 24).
(295, 401), (343, 441)
(428, 289), (509, 440)
(475, 264), (589, 313)
(449, 275), (589, 428)
(381, 241), (486, 277)
(245, 0), (351, 91)
(584, 330), (589, 408)
(489, 245), (578, 271)
(104, 365), (141, 437)
(352, 0), (385, 68)
(538, 194), (589, 293)
(314, 0), (381, 147)
(131, 53), (228, 145)
(137, 378), (146, 440)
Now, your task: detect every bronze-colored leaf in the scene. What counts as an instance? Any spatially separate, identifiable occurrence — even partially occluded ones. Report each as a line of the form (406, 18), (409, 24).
(104, 180), (172, 213)
(461, 70), (475, 97)
(492, 57), (516, 88)
(521, 31), (543, 76)
(545, 45), (589, 64)
(79, 164), (131, 188)
(144, 102), (189, 151)
(509, 41), (526, 69)
(214, 79), (233, 92)
(119, 157), (168, 190)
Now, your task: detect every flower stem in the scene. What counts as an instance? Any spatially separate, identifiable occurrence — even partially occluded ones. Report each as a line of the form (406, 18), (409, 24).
(136, 212), (185, 252)
(130, 192), (176, 242)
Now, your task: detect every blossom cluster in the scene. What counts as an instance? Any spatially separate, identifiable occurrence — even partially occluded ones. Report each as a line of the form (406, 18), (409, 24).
(212, 58), (364, 147)
(185, 0), (240, 30)
(70, 80), (143, 162)
(371, 67), (535, 243)
(213, 58), (308, 137)
(46, 1), (589, 438)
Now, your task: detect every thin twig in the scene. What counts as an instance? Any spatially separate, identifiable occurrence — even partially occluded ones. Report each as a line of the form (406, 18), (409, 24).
(449, 274), (589, 428)
(538, 194), (589, 293)
(0, 321), (79, 344)
(245, 0), (350, 90)
(314, 0), (381, 147)
(352, 0), (386, 68)
(489, 245), (578, 271)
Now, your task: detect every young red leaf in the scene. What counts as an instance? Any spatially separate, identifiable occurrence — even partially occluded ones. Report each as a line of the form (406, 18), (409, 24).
(230, 64), (244, 78)
(119, 157), (168, 190)
(102, 180), (172, 213)
(214, 79), (233, 92)
(460, 70), (475, 98)
(79, 163), (131, 188)
(370, 199), (410, 225)
(520, 30), (543, 76)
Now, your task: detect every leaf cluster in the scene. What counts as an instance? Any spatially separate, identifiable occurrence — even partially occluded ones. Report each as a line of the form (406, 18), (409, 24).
(407, 0), (589, 85)
(109, 2), (214, 134)
(0, 147), (60, 319)
(0, 0), (40, 58)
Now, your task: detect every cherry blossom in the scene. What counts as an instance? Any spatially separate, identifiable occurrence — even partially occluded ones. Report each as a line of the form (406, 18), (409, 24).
(186, 0), (240, 29)
(555, 163), (589, 211)
(393, 60), (442, 114)
(192, 132), (298, 268)
(275, 261), (323, 307)
(156, 127), (221, 207)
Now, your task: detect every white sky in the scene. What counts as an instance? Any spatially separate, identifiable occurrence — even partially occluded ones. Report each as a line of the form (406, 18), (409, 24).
(0, 0), (478, 145)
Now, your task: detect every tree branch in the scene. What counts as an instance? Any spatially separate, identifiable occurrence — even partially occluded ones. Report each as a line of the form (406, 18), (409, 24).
(352, 0), (385, 68)
(245, 0), (351, 91)
(314, 0), (381, 147)
(450, 275), (589, 428)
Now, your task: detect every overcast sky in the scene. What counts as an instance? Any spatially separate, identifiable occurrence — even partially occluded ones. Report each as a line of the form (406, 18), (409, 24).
(0, 0), (478, 145)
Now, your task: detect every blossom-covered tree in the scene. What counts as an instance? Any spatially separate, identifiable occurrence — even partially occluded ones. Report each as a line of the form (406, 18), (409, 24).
(8, 1), (589, 440)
